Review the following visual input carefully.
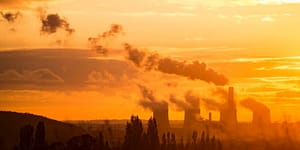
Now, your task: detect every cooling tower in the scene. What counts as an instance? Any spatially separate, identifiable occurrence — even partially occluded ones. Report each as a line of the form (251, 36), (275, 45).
(252, 108), (271, 128)
(220, 87), (237, 131)
(184, 108), (200, 129)
(153, 108), (170, 133)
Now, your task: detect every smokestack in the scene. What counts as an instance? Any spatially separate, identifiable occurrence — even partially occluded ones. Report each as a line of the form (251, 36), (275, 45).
(184, 108), (200, 129)
(153, 107), (170, 133)
(220, 87), (237, 131)
(209, 112), (212, 121)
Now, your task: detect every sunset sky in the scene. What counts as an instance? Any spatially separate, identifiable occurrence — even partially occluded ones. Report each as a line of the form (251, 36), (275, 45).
(0, 0), (300, 122)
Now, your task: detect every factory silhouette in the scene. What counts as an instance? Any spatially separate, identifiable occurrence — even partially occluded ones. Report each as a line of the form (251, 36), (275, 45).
(154, 86), (270, 131)
(4, 86), (300, 150)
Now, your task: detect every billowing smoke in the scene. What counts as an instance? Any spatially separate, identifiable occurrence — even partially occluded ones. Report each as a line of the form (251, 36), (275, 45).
(123, 43), (228, 85)
(169, 95), (189, 111)
(138, 85), (168, 110)
(0, 11), (21, 23)
(201, 88), (227, 111)
(212, 87), (228, 99)
(169, 91), (200, 111)
(88, 24), (124, 55)
(201, 98), (223, 111)
(38, 7), (75, 35)
(240, 98), (270, 113)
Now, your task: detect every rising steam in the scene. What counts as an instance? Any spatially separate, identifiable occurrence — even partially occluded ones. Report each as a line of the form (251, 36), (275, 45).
(138, 85), (168, 110)
(170, 91), (200, 111)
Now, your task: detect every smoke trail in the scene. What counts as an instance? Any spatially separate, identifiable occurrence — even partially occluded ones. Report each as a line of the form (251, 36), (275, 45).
(123, 43), (228, 85)
(38, 7), (75, 35)
(0, 11), (21, 23)
(88, 24), (124, 55)
(138, 85), (168, 110)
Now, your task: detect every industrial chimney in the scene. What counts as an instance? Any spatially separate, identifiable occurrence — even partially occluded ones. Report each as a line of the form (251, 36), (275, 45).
(153, 107), (170, 133)
(220, 87), (237, 131)
(184, 108), (200, 129)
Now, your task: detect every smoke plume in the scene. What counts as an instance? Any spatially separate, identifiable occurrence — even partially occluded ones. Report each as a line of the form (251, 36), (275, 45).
(38, 7), (75, 35)
(200, 88), (228, 111)
(169, 91), (200, 111)
(169, 95), (189, 111)
(240, 98), (270, 113)
(201, 98), (223, 111)
(88, 24), (124, 55)
(138, 85), (168, 110)
(0, 11), (21, 23)
(123, 43), (228, 85)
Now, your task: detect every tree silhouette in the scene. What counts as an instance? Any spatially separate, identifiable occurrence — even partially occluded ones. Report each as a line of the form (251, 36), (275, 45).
(123, 116), (143, 150)
(200, 131), (205, 150)
(192, 131), (197, 150)
(170, 133), (176, 150)
(96, 132), (105, 150)
(211, 136), (216, 150)
(20, 124), (34, 150)
(161, 133), (167, 150)
(34, 121), (47, 150)
(147, 118), (160, 150)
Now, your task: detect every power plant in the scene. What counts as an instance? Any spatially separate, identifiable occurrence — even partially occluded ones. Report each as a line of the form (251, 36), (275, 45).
(150, 86), (271, 137)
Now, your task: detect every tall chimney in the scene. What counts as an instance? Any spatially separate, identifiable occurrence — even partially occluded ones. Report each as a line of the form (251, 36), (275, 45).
(220, 87), (237, 131)
(209, 112), (212, 121)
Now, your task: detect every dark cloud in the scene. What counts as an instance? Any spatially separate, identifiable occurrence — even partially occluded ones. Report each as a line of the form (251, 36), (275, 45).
(38, 7), (75, 35)
(0, 11), (21, 23)
(0, 49), (138, 90)
(88, 24), (124, 55)
(124, 43), (229, 85)
(138, 85), (168, 110)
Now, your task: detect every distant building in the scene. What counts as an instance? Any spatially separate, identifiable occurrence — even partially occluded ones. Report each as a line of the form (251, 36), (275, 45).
(220, 87), (237, 132)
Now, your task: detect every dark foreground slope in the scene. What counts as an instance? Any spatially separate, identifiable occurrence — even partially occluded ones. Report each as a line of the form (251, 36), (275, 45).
(0, 111), (86, 150)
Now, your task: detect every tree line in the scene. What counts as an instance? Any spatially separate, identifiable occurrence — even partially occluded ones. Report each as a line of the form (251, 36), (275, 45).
(14, 116), (222, 150)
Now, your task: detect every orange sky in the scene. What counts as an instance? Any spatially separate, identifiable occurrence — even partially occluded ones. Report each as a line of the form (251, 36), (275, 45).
(0, 0), (300, 122)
